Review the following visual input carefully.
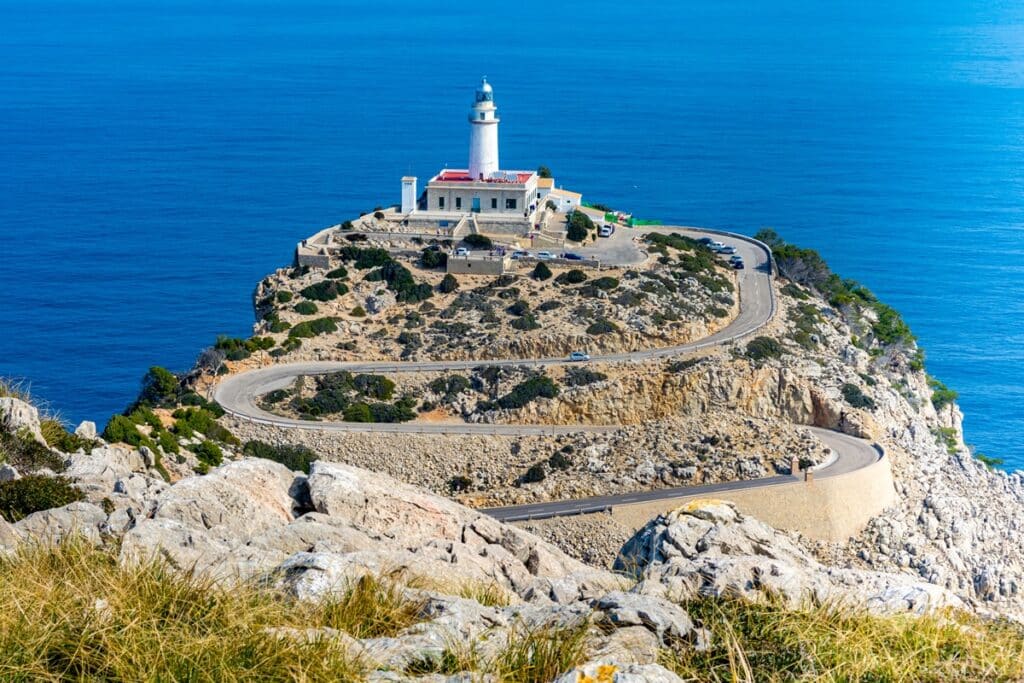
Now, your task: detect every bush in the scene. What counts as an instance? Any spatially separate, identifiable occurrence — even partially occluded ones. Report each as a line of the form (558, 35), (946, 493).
(522, 463), (547, 483)
(39, 419), (96, 454)
(337, 246), (391, 269)
(157, 430), (180, 455)
(448, 475), (472, 492)
(0, 475), (84, 522)
(192, 440), (223, 469)
(373, 210), (385, 220)
(420, 248), (448, 270)
(842, 383), (876, 410)
(0, 429), (65, 473)
(510, 315), (541, 331)
(507, 300), (530, 316)
(463, 234), (493, 249)
(293, 301), (318, 315)
(438, 274), (459, 294)
(276, 291), (293, 303)
(547, 451), (572, 470)
(326, 266), (348, 279)
(137, 366), (180, 407)
(591, 276), (619, 290)
(929, 376), (958, 410)
(564, 367), (607, 387)
(532, 262), (552, 280)
(429, 375), (471, 400)
(537, 300), (562, 312)
(243, 441), (317, 474)
(566, 211), (594, 242)
(288, 317), (338, 339)
(496, 376), (559, 410)
(343, 402), (373, 422)
(350, 305), (366, 317)
(746, 336), (783, 362)
(102, 414), (148, 447)
(341, 220), (354, 230)
(586, 319), (618, 335)
(299, 280), (347, 302)
(555, 269), (588, 285)
(537, 165), (552, 178)
(172, 407), (239, 446)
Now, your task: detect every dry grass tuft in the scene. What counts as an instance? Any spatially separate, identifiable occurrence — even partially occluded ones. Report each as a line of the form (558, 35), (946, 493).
(661, 595), (1024, 682)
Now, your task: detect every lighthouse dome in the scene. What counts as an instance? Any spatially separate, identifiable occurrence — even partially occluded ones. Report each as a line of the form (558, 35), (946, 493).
(480, 78), (492, 93)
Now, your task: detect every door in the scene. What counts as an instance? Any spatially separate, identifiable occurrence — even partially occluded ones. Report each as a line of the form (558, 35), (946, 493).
(472, 197), (481, 213)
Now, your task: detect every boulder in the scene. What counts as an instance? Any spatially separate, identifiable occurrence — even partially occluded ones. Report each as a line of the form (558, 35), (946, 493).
(74, 420), (97, 440)
(620, 499), (964, 615)
(0, 397), (45, 444)
(0, 464), (19, 481)
(593, 591), (694, 643)
(553, 662), (684, 683)
(13, 501), (107, 545)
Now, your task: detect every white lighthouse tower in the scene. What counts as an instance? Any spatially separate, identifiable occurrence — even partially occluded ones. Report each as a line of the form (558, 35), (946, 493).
(468, 77), (499, 181)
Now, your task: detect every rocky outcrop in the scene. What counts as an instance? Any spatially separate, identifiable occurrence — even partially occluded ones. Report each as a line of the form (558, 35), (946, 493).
(618, 499), (963, 615)
(0, 396), (45, 444)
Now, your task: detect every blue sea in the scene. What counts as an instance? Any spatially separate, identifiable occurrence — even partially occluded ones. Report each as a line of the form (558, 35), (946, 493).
(2, 1), (1022, 468)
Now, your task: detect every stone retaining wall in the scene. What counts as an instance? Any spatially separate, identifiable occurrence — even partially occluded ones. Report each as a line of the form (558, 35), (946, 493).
(610, 449), (895, 542)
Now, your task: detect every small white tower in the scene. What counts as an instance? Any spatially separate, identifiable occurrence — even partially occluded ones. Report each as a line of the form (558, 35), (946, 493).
(468, 77), (499, 181)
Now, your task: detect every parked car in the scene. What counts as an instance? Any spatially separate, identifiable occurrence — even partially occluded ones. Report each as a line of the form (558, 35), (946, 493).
(713, 244), (736, 254)
(568, 351), (590, 362)
(561, 252), (583, 260)
(599, 225), (615, 237)
(707, 240), (725, 251)
(454, 247), (470, 257)
(728, 254), (743, 264)
(536, 251), (555, 260)
(510, 250), (530, 260)
(732, 259), (745, 269)
(697, 237), (714, 246)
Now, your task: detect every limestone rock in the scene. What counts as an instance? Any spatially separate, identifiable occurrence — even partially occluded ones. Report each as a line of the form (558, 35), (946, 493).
(0, 464), (19, 481)
(553, 662), (684, 683)
(14, 501), (107, 545)
(0, 397), (45, 444)
(593, 591), (694, 643)
(74, 420), (97, 440)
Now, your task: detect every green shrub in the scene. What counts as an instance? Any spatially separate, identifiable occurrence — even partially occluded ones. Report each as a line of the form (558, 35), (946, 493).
(294, 301), (318, 315)
(420, 248), (447, 270)
(288, 317), (338, 339)
(137, 366), (180, 407)
(495, 376), (559, 410)
(157, 430), (180, 455)
(326, 266), (348, 279)
(746, 336), (783, 362)
(841, 383), (876, 410)
(449, 475), (472, 492)
(591, 276), (619, 290)
(276, 291), (293, 304)
(547, 451), (573, 470)
(537, 300), (562, 312)
(976, 453), (1004, 470)
(39, 419), (96, 454)
(566, 211), (594, 242)
(929, 376), (958, 410)
(243, 441), (317, 474)
(350, 305), (366, 317)
(343, 402), (373, 422)
(172, 408), (239, 446)
(269, 319), (291, 333)
(336, 246), (392, 269)
(532, 262), (552, 280)
(555, 269), (588, 285)
(564, 367), (607, 387)
(299, 280), (347, 302)
(214, 336), (251, 361)
(586, 319), (618, 335)
(341, 220), (354, 230)
(428, 375), (471, 400)
(537, 165), (552, 178)
(522, 463), (547, 483)
(102, 414), (148, 447)
(0, 475), (85, 522)
(0, 429), (65, 473)
(507, 300), (530, 316)
(192, 440), (223, 469)
(463, 234), (493, 249)
(511, 315), (541, 331)
(438, 274), (459, 294)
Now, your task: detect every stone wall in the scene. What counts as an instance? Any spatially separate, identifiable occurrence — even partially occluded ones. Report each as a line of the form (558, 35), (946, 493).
(610, 449), (896, 542)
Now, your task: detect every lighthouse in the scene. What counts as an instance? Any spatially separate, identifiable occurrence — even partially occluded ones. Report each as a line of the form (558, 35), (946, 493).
(468, 78), (499, 181)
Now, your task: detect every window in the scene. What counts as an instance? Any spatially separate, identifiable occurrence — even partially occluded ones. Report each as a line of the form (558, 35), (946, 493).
(479, 112), (485, 120)
(491, 198), (498, 209)
(455, 197), (462, 210)
(505, 198), (517, 210)
(438, 196), (445, 209)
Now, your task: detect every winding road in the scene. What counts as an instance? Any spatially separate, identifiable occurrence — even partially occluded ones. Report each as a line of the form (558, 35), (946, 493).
(214, 227), (884, 521)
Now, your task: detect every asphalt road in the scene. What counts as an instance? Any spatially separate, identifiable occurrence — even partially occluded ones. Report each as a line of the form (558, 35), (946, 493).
(213, 226), (881, 521)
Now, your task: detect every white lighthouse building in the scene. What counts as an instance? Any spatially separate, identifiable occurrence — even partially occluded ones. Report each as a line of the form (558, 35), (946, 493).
(468, 78), (499, 181)
(399, 78), (581, 234)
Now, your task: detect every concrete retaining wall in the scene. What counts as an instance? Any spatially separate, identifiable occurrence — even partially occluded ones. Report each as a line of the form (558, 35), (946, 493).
(610, 449), (895, 542)
(447, 256), (509, 276)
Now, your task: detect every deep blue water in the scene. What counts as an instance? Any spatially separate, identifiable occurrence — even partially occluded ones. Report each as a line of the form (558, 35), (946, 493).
(2, 1), (1022, 467)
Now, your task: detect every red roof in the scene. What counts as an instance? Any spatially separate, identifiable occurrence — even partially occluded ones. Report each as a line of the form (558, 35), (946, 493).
(434, 169), (533, 184)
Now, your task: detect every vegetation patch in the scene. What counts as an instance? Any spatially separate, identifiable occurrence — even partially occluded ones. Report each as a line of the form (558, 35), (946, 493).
(293, 301), (318, 315)
(929, 376), (958, 410)
(566, 210), (595, 242)
(564, 367), (607, 387)
(243, 441), (318, 474)
(0, 475), (84, 522)
(586, 319), (618, 335)
(532, 262), (552, 280)
(745, 336), (783, 362)
(288, 317), (338, 339)
(841, 383), (876, 410)
(481, 376), (560, 411)
(299, 280), (348, 302)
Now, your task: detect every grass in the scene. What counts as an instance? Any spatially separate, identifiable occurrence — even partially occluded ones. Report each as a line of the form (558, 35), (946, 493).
(661, 595), (1024, 682)
(0, 539), (365, 681)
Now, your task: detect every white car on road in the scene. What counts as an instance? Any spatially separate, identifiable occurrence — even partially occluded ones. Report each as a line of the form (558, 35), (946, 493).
(536, 251), (554, 260)
(568, 351), (590, 361)
(454, 247), (470, 257)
